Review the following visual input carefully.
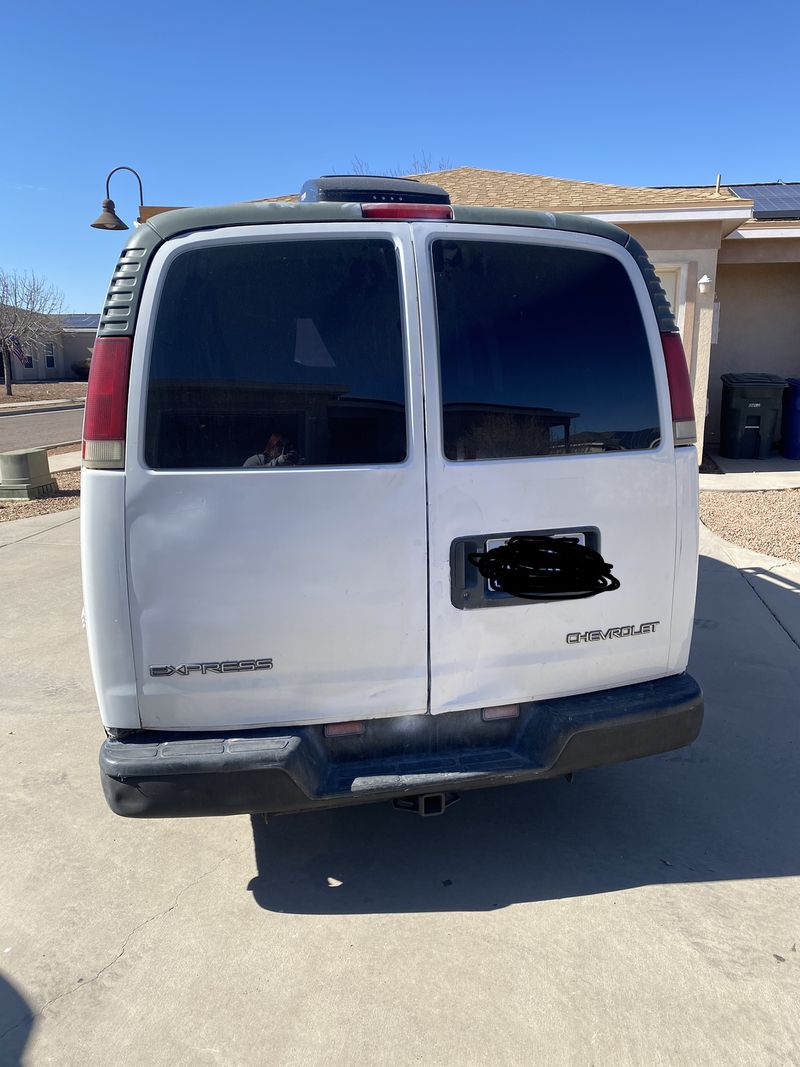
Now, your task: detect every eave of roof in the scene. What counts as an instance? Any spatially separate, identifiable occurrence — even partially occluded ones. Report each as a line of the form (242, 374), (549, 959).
(727, 218), (800, 239)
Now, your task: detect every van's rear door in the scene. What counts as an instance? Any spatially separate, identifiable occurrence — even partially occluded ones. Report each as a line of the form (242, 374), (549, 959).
(416, 225), (678, 714)
(125, 224), (428, 730)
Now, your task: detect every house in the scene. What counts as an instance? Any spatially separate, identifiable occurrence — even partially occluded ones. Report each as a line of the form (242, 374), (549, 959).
(139, 168), (799, 454)
(398, 169), (799, 454)
(10, 313), (100, 382)
(710, 183), (800, 444)
(58, 313), (100, 379)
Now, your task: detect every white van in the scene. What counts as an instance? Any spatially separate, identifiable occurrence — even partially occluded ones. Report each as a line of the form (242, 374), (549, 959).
(82, 175), (703, 819)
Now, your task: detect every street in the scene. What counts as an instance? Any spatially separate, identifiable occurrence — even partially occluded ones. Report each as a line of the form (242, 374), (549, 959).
(1, 512), (799, 1065)
(0, 409), (83, 453)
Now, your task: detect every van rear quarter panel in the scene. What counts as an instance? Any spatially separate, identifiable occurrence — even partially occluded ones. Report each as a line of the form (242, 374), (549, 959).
(668, 444), (700, 673)
(81, 471), (140, 729)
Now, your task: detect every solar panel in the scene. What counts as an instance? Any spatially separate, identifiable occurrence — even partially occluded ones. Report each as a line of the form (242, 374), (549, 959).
(61, 314), (101, 329)
(730, 183), (800, 220)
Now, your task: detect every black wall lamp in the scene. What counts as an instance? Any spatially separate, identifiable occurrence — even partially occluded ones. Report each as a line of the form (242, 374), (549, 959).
(90, 166), (145, 231)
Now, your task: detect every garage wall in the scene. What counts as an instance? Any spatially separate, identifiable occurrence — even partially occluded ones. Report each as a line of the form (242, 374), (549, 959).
(707, 262), (800, 446)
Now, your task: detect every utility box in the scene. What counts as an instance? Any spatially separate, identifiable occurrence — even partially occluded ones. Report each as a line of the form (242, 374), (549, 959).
(719, 373), (786, 460)
(0, 448), (57, 499)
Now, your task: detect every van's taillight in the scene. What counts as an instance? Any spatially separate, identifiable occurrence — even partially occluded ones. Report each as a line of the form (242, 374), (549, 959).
(660, 331), (696, 446)
(361, 203), (454, 221)
(82, 336), (132, 470)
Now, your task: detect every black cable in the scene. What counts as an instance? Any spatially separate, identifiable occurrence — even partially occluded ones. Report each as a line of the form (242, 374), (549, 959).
(468, 536), (620, 601)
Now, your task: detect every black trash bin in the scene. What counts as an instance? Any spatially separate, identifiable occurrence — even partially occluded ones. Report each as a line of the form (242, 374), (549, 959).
(719, 373), (786, 460)
(782, 378), (800, 460)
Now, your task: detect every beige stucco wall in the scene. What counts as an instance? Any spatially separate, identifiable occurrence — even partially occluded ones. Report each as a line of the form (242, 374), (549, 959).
(706, 262), (800, 446)
(622, 221), (723, 453)
(718, 236), (800, 265)
(61, 331), (95, 378)
(9, 331), (96, 381)
(10, 339), (63, 382)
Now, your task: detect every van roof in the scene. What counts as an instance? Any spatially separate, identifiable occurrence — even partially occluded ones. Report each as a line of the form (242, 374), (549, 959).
(99, 202), (676, 339)
(141, 200), (630, 246)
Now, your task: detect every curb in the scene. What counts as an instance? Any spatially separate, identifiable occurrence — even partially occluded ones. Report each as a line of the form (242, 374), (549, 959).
(700, 474), (800, 493)
(699, 521), (795, 571)
(700, 522), (800, 651)
(0, 400), (85, 418)
(0, 506), (80, 537)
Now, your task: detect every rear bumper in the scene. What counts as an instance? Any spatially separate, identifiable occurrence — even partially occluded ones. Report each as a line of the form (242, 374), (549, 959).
(99, 673), (703, 818)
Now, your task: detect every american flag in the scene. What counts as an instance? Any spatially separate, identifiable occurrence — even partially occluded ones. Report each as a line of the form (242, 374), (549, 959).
(9, 335), (25, 365)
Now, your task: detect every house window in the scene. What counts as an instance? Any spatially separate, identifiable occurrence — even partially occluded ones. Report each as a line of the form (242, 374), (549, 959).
(22, 347), (34, 370)
(44, 342), (55, 369)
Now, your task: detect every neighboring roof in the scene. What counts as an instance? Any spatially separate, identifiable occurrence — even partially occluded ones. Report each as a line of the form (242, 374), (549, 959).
(260, 166), (746, 213)
(61, 313), (100, 329)
(728, 182), (800, 220)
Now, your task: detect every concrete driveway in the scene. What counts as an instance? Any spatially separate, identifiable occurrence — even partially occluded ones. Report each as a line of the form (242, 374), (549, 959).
(1, 511), (799, 1066)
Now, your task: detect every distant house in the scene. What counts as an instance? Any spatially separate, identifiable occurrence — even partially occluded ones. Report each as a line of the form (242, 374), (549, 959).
(245, 167), (800, 452)
(11, 313), (100, 382)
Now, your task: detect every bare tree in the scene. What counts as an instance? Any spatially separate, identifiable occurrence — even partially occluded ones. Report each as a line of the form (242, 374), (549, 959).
(388, 153), (457, 177)
(0, 270), (64, 396)
(340, 154), (459, 178)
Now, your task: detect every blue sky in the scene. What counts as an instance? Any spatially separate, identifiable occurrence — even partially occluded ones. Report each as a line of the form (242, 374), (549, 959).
(3, 0), (799, 311)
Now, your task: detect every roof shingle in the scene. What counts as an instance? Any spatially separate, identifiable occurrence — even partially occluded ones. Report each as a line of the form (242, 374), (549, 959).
(259, 166), (747, 212)
(408, 167), (744, 211)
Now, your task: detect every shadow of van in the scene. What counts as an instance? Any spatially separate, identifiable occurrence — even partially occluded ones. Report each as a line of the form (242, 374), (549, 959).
(0, 974), (34, 1065)
(247, 553), (800, 915)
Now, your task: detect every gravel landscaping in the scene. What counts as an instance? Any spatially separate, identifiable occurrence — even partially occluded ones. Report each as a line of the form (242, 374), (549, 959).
(0, 470), (80, 522)
(0, 380), (87, 405)
(700, 489), (800, 563)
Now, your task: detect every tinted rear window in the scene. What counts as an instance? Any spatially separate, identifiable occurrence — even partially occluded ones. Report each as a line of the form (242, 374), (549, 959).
(433, 240), (661, 461)
(145, 239), (407, 469)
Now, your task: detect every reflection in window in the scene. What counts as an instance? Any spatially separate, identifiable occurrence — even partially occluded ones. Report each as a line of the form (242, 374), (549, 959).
(433, 240), (661, 461)
(145, 239), (407, 469)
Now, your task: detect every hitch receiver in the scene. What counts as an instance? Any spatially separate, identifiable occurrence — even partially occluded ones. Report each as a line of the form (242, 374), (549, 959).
(392, 792), (460, 817)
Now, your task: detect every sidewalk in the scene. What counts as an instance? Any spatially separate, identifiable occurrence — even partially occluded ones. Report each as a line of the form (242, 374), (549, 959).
(49, 449), (82, 473)
(699, 522), (800, 648)
(0, 398), (85, 417)
(700, 451), (800, 492)
(0, 506), (80, 546)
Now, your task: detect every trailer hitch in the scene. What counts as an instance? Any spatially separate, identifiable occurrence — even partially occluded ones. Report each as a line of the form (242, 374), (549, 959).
(392, 792), (460, 817)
